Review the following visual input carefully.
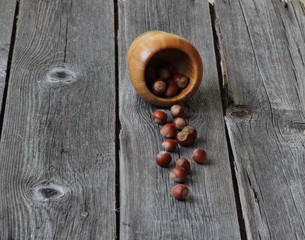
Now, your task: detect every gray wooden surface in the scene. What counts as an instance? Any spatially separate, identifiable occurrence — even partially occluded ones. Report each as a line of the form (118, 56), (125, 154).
(0, 0), (16, 110)
(0, 0), (116, 239)
(215, 0), (305, 239)
(0, 0), (304, 239)
(118, 0), (241, 239)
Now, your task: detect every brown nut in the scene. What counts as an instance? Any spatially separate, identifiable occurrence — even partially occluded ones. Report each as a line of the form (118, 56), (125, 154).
(156, 151), (172, 167)
(170, 104), (185, 117)
(192, 148), (207, 164)
(152, 79), (166, 95)
(171, 184), (189, 200)
(170, 167), (187, 183)
(176, 131), (194, 146)
(176, 158), (191, 173)
(162, 139), (177, 152)
(160, 123), (177, 138)
(173, 73), (189, 89)
(173, 117), (187, 130)
(182, 126), (197, 140)
(153, 110), (168, 124)
(164, 83), (179, 97)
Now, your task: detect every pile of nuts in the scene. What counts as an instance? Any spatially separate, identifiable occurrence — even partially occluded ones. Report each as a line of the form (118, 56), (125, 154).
(145, 62), (189, 97)
(153, 104), (207, 201)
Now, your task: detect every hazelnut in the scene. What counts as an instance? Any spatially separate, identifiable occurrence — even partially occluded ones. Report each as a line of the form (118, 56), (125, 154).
(192, 148), (207, 163)
(176, 131), (194, 146)
(156, 151), (172, 167)
(170, 104), (185, 117)
(160, 123), (177, 138)
(152, 79), (166, 95)
(145, 66), (157, 83)
(170, 167), (187, 182)
(164, 83), (179, 97)
(162, 139), (177, 152)
(173, 73), (189, 89)
(159, 68), (172, 81)
(171, 184), (189, 200)
(182, 126), (197, 140)
(173, 117), (187, 130)
(176, 158), (191, 173)
(153, 110), (167, 124)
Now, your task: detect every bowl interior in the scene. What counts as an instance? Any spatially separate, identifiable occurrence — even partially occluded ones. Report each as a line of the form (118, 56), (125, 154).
(145, 48), (195, 97)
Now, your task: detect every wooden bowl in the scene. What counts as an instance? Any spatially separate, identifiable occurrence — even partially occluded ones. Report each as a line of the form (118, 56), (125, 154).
(127, 31), (203, 107)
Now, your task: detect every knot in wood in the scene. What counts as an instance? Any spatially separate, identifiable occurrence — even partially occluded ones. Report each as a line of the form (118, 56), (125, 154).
(34, 183), (66, 202)
(44, 65), (78, 85)
(228, 107), (250, 118)
(80, 211), (89, 219)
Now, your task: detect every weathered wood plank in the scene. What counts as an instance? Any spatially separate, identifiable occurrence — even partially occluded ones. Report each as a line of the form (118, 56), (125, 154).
(0, 0), (116, 239)
(215, 0), (305, 238)
(0, 0), (17, 109)
(118, 0), (241, 239)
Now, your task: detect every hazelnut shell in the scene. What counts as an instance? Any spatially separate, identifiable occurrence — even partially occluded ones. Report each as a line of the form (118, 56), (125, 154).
(192, 148), (207, 164)
(156, 151), (172, 167)
(170, 167), (187, 183)
(176, 131), (194, 146)
(176, 158), (191, 173)
(153, 110), (168, 124)
(173, 117), (187, 130)
(170, 104), (185, 117)
(182, 126), (197, 140)
(162, 139), (177, 152)
(171, 184), (189, 200)
(160, 123), (177, 138)
(152, 79), (166, 95)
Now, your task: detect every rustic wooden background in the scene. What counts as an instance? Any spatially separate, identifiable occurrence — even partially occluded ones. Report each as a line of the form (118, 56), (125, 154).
(0, 0), (304, 239)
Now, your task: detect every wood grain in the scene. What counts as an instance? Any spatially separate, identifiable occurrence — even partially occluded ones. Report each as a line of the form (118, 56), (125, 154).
(215, 0), (305, 238)
(0, 0), (116, 239)
(0, 0), (17, 109)
(118, 0), (241, 239)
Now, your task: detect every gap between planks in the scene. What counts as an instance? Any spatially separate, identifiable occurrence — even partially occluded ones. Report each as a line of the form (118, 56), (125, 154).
(0, 0), (19, 139)
(209, 3), (247, 240)
(114, 0), (121, 239)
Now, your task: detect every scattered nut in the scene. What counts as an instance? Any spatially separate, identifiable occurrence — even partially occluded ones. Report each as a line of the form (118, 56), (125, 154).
(160, 123), (177, 138)
(170, 104), (185, 117)
(176, 158), (191, 173)
(182, 126), (197, 140)
(176, 131), (194, 146)
(170, 167), (187, 182)
(171, 184), (189, 200)
(173, 117), (187, 130)
(156, 151), (172, 167)
(162, 139), (177, 152)
(153, 110), (168, 124)
(192, 148), (207, 164)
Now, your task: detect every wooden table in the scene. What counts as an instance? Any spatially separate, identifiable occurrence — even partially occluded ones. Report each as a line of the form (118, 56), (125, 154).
(0, 0), (304, 239)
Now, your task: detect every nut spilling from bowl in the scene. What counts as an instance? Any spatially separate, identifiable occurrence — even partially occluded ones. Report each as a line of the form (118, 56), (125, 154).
(128, 31), (203, 107)
(145, 62), (189, 98)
